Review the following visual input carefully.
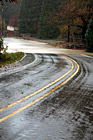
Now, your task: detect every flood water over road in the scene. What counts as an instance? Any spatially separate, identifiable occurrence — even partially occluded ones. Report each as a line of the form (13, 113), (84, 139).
(0, 38), (93, 140)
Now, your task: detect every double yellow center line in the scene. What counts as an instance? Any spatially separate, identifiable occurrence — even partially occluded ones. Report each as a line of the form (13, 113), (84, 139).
(0, 55), (80, 123)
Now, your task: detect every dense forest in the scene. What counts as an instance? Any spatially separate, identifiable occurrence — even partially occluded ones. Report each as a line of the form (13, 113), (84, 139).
(19, 0), (62, 39)
(19, 0), (93, 41)
(37, 0), (61, 39)
(0, 0), (93, 42)
(19, 0), (43, 35)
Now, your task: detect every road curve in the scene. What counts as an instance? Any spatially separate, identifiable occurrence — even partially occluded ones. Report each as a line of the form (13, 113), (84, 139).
(0, 54), (79, 123)
(0, 38), (93, 140)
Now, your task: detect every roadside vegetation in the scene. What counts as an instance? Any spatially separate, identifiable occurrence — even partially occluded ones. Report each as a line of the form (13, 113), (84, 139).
(0, 51), (24, 67)
(48, 41), (86, 50)
(0, 37), (24, 67)
(48, 18), (93, 51)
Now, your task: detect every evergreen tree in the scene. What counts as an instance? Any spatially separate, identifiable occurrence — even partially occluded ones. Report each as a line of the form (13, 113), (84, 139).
(38, 0), (93, 41)
(18, 0), (43, 34)
(18, 0), (28, 33)
(85, 18), (93, 52)
(37, 0), (60, 39)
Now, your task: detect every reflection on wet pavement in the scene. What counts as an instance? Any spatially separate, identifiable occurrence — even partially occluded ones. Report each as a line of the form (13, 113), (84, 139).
(0, 38), (93, 140)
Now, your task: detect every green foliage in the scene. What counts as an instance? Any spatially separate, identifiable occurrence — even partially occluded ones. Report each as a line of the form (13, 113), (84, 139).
(18, 0), (43, 34)
(85, 18), (93, 52)
(37, 0), (60, 39)
(0, 52), (24, 66)
(18, 0), (27, 33)
(40, 0), (93, 42)
(38, 24), (60, 39)
(19, 0), (60, 39)
(0, 37), (8, 56)
(18, 0), (93, 41)
(0, 16), (6, 31)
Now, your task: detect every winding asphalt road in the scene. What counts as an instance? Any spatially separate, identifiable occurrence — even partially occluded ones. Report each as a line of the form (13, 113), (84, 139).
(0, 38), (93, 140)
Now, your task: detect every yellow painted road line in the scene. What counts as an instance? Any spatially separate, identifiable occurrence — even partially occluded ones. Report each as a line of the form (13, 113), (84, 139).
(0, 56), (73, 112)
(0, 57), (80, 123)
(0, 56), (75, 112)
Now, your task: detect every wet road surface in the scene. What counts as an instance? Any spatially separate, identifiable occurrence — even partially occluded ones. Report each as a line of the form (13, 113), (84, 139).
(0, 38), (93, 140)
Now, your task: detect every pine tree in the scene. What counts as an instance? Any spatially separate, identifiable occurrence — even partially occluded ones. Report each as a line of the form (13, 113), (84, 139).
(18, 0), (43, 35)
(85, 18), (93, 52)
(18, 0), (28, 33)
(37, 0), (60, 39)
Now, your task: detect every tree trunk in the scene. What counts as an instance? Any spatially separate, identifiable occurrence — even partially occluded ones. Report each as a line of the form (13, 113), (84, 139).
(82, 25), (87, 44)
(68, 25), (70, 42)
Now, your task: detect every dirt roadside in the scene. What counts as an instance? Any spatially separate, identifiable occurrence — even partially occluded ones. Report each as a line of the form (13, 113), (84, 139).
(20, 36), (93, 55)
